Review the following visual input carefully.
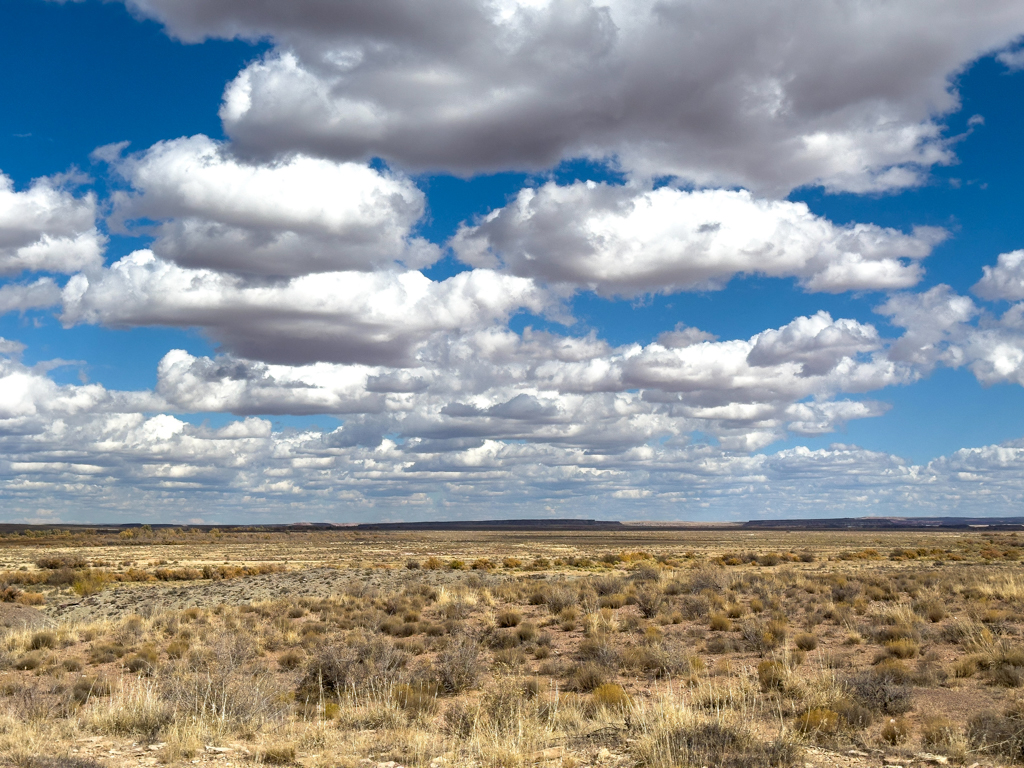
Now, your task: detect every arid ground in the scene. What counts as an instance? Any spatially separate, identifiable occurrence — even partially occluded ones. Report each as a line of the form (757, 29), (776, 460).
(2, 526), (1024, 768)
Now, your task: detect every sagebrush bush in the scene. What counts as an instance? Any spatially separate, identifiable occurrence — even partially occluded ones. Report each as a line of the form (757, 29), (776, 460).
(850, 669), (912, 715)
(433, 635), (480, 693)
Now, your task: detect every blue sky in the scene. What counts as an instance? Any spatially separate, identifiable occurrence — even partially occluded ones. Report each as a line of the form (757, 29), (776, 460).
(3, 0), (1024, 523)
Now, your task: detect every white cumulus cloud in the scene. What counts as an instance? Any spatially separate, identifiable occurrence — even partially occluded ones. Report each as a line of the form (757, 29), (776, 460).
(452, 183), (944, 296)
(105, 135), (440, 276)
(0, 171), (105, 276)
(59, 250), (552, 365)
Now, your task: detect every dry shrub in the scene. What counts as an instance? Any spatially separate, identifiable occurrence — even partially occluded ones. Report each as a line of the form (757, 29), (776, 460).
(278, 650), (303, 670)
(166, 634), (288, 736)
(515, 622), (537, 643)
(443, 701), (477, 738)
(567, 662), (607, 692)
(968, 708), (1024, 760)
(757, 660), (787, 692)
(299, 636), (409, 699)
(635, 585), (664, 618)
(71, 570), (110, 597)
(921, 714), (959, 750)
(633, 718), (797, 768)
(832, 698), (873, 730)
(679, 594), (711, 620)
(260, 744), (297, 765)
(882, 638), (919, 660)
(881, 716), (911, 745)
(794, 632), (818, 651)
(794, 708), (840, 737)
(433, 634), (480, 693)
(495, 610), (521, 628)
(709, 614), (731, 632)
(493, 647), (526, 669)
(593, 683), (630, 710)
(742, 619), (786, 654)
(166, 639), (189, 659)
(394, 682), (440, 720)
(29, 631), (57, 650)
(123, 645), (158, 675)
(546, 586), (577, 614)
(85, 678), (173, 740)
(14, 653), (42, 671)
(72, 675), (112, 704)
(849, 668), (912, 715)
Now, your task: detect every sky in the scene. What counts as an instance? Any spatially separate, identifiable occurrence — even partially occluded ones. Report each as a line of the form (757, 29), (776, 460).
(3, 1), (1024, 524)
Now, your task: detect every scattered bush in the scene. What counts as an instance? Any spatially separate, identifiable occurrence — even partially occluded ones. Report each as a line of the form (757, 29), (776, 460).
(850, 669), (913, 715)
(881, 717), (911, 745)
(495, 609), (522, 628)
(633, 721), (797, 768)
(433, 635), (481, 693)
(795, 708), (840, 737)
(794, 633), (818, 651)
(593, 683), (630, 710)
(29, 631), (57, 650)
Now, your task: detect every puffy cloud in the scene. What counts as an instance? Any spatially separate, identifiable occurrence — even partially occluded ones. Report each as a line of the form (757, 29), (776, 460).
(150, 311), (904, 454)
(0, 343), (159, 431)
(973, 250), (1024, 301)
(59, 250), (551, 365)
(105, 135), (440, 276)
(0, 171), (105, 276)
(107, 0), (1024, 193)
(0, 278), (63, 315)
(879, 281), (1024, 388)
(452, 184), (943, 296)
(156, 350), (386, 415)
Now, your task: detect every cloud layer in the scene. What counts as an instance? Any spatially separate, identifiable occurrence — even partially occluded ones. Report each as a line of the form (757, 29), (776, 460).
(112, 0), (1024, 193)
(7, 1), (1024, 521)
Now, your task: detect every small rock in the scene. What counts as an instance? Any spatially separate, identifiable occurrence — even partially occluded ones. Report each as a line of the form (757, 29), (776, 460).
(206, 747), (232, 754)
(597, 748), (612, 761)
(848, 751), (870, 758)
(915, 754), (949, 766)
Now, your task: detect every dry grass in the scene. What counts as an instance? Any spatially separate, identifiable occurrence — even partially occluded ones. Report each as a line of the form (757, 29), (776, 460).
(1, 528), (1024, 766)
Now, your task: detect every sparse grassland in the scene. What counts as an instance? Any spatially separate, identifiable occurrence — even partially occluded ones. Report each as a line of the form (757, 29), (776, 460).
(1, 527), (1024, 767)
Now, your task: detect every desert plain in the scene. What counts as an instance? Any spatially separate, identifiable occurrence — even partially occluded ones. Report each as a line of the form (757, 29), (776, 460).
(0, 525), (1023, 768)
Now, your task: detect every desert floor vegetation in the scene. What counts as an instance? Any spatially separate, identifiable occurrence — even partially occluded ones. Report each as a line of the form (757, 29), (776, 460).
(1, 526), (1024, 767)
